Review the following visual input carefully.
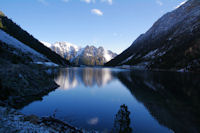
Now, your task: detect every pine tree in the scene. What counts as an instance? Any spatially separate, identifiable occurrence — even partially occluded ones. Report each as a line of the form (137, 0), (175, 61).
(112, 104), (132, 133)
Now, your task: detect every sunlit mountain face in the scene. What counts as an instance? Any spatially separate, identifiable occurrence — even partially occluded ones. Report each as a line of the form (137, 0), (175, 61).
(54, 67), (116, 90)
(42, 41), (117, 66)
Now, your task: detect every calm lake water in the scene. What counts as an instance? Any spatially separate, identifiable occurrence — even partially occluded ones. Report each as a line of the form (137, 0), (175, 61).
(20, 67), (200, 133)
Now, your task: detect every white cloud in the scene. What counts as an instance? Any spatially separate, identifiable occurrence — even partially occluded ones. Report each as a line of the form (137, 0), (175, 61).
(38, 0), (48, 5)
(156, 0), (163, 6)
(101, 0), (113, 5)
(175, 0), (187, 9)
(81, 0), (95, 4)
(91, 9), (103, 16)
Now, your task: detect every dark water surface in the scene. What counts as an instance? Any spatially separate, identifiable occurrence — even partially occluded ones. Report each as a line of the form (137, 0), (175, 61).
(20, 67), (200, 133)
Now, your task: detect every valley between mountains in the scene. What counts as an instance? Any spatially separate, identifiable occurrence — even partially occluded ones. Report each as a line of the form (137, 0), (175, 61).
(41, 41), (117, 66)
(0, 0), (200, 132)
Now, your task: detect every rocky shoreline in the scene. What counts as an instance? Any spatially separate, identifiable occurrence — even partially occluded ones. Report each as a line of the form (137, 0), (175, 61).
(0, 64), (95, 132)
(0, 64), (95, 133)
(0, 106), (87, 133)
(0, 39), (96, 132)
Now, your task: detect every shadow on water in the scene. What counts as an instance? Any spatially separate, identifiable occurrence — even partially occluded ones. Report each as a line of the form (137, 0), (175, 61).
(53, 67), (200, 132)
(3, 67), (198, 132)
(117, 70), (200, 133)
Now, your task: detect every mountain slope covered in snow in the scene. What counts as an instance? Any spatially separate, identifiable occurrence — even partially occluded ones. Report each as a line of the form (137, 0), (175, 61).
(105, 0), (200, 72)
(42, 41), (117, 66)
(0, 29), (47, 62)
(0, 12), (70, 66)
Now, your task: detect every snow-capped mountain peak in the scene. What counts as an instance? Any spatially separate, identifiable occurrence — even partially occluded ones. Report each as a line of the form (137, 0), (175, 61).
(40, 41), (52, 48)
(42, 41), (117, 66)
(103, 50), (112, 62)
(54, 42), (79, 52)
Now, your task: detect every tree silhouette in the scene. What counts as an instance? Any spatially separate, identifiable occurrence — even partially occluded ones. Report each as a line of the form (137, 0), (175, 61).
(112, 104), (132, 133)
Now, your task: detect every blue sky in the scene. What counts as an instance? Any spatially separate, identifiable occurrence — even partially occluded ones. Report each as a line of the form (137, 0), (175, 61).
(0, 0), (187, 53)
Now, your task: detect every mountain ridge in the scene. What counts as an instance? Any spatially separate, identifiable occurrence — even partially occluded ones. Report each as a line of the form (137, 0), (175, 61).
(105, 0), (200, 72)
(0, 12), (70, 66)
(42, 41), (117, 66)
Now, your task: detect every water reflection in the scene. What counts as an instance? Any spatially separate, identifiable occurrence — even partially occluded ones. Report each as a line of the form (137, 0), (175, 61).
(112, 104), (132, 133)
(54, 67), (115, 90)
(19, 68), (200, 133)
(117, 70), (200, 133)
(54, 68), (78, 90)
(87, 117), (99, 125)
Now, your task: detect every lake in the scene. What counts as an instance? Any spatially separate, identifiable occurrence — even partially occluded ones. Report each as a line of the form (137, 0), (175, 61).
(20, 67), (200, 133)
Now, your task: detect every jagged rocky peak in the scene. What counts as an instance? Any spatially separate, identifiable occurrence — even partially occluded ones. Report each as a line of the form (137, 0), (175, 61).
(106, 0), (200, 72)
(53, 42), (79, 51)
(42, 41), (117, 66)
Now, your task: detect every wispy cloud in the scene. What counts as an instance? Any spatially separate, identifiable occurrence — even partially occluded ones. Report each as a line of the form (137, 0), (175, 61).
(101, 0), (113, 5)
(175, 0), (187, 9)
(81, 0), (96, 4)
(38, 0), (48, 5)
(91, 9), (103, 16)
(156, 0), (163, 6)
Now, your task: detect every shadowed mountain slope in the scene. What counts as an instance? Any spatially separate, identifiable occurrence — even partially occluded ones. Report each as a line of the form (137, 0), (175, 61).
(0, 12), (70, 66)
(106, 0), (200, 72)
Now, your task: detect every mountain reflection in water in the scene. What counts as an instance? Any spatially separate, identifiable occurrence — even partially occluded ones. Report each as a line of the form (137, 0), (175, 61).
(117, 70), (200, 133)
(20, 67), (200, 133)
(54, 67), (115, 90)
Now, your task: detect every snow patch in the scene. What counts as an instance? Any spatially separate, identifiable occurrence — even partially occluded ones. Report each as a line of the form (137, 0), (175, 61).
(34, 62), (59, 67)
(53, 42), (79, 53)
(143, 49), (158, 59)
(120, 54), (135, 64)
(157, 51), (166, 57)
(74, 48), (84, 58)
(0, 29), (47, 61)
(40, 41), (52, 48)
(175, 0), (188, 9)
(0, 107), (57, 133)
(103, 50), (112, 62)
